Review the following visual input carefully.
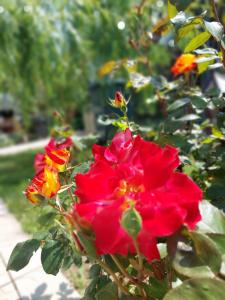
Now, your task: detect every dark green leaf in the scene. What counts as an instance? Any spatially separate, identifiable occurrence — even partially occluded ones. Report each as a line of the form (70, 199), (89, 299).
(7, 239), (40, 271)
(168, 98), (190, 112)
(163, 278), (225, 300)
(170, 0), (192, 11)
(190, 231), (222, 274)
(95, 282), (118, 300)
(77, 232), (97, 259)
(145, 277), (168, 299)
(89, 264), (101, 279)
(41, 240), (65, 275)
(173, 114), (200, 122)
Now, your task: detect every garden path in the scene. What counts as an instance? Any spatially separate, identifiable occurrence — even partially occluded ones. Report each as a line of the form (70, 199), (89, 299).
(0, 138), (49, 156)
(0, 200), (80, 300)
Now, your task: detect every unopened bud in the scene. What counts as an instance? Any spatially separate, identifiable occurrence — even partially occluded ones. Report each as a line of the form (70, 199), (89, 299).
(113, 91), (126, 108)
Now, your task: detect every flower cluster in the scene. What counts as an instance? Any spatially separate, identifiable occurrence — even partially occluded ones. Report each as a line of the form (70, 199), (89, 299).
(25, 138), (72, 204)
(73, 129), (202, 261)
(171, 54), (197, 76)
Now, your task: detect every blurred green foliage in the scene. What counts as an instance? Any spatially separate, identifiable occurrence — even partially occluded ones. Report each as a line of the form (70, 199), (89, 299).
(0, 0), (174, 128)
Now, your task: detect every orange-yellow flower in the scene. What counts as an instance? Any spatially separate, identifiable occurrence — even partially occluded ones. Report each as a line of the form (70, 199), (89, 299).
(25, 167), (60, 204)
(171, 54), (197, 76)
(34, 138), (72, 173)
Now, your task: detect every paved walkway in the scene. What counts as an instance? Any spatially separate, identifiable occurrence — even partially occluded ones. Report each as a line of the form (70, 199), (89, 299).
(0, 200), (80, 300)
(0, 139), (49, 156)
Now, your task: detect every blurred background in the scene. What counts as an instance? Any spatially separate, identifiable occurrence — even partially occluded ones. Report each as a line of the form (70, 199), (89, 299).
(0, 0), (225, 297)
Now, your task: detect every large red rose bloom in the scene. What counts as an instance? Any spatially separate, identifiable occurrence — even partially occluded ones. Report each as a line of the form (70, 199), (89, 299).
(73, 129), (202, 261)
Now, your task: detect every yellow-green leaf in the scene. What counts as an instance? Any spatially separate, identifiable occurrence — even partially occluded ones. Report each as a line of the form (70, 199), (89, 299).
(168, 0), (178, 18)
(184, 32), (211, 53)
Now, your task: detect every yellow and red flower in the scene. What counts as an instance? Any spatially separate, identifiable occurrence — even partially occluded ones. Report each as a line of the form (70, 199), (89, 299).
(34, 138), (72, 173)
(25, 167), (60, 204)
(26, 137), (72, 204)
(171, 54), (197, 76)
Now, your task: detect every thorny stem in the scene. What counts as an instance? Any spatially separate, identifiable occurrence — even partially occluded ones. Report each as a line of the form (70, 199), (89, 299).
(210, 0), (225, 68)
(111, 255), (135, 283)
(97, 259), (130, 295)
(63, 176), (76, 203)
(111, 255), (148, 298)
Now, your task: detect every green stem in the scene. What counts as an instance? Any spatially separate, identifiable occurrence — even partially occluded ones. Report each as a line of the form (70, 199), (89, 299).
(97, 259), (130, 295)
(133, 238), (143, 280)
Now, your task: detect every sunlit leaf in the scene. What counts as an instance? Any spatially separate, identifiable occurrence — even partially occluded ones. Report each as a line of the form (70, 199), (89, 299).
(184, 32), (211, 53)
(204, 21), (224, 42)
(163, 278), (225, 300)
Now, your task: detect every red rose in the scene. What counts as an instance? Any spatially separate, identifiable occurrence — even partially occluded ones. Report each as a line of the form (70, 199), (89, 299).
(73, 129), (202, 261)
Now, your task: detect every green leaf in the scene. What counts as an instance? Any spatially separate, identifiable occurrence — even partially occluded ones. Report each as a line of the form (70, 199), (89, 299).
(72, 161), (91, 178)
(184, 32), (211, 53)
(77, 232), (97, 259)
(121, 208), (142, 238)
(177, 23), (196, 40)
(173, 241), (214, 278)
(95, 282), (118, 300)
(168, 98), (190, 112)
(89, 264), (101, 279)
(163, 278), (225, 300)
(208, 233), (225, 255)
(145, 277), (168, 299)
(190, 232), (222, 274)
(7, 239), (40, 271)
(38, 212), (57, 226)
(41, 240), (65, 275)
(33, 231), (49, 241)
(173, 114), (200, 122)
(197, 200), (225, 234)
(168, 0), (178, 18)
(204, 21), (224, 42)
(197, 60), (214, 74)
(170, 0), (192, 11)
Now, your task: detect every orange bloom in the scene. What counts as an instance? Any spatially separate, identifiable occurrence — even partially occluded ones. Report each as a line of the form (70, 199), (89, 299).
(171, 54), (197, 76)
(25, 167), (60, 204)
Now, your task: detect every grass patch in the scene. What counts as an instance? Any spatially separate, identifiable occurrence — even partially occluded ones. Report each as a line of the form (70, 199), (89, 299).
(0, 147), (92, 234)
(0, 150), (44, 233)
(0, 147), (93, 295)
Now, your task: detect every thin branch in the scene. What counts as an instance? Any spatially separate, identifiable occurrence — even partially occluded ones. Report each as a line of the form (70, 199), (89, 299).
(97, 259), (130, 295)
(210, 0), (225, 68)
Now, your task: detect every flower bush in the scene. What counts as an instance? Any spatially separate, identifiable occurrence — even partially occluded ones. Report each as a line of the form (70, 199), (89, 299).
(74, 129), (202, 262)
(6, 1), (225, 299)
